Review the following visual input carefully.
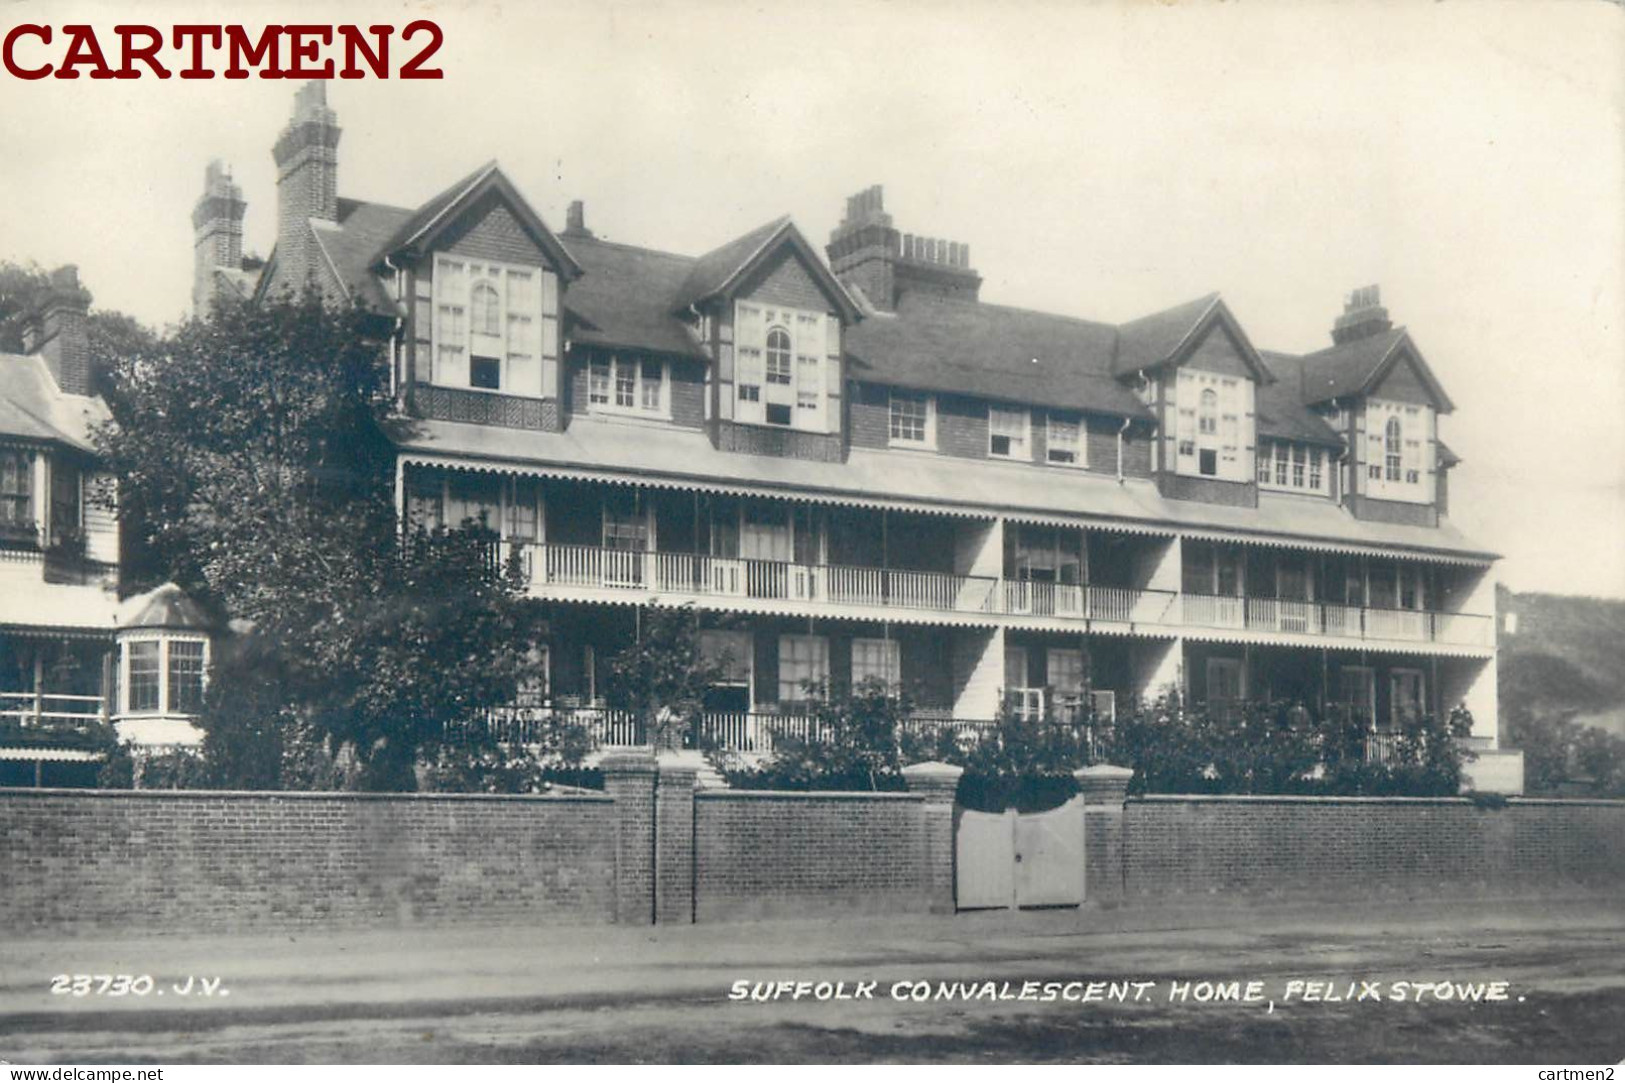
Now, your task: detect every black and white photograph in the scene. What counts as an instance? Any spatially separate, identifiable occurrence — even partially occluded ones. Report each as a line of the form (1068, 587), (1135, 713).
(0, 0), (1621, 1068)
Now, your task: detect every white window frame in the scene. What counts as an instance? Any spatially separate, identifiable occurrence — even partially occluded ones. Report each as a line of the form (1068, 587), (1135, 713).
(1364, 399), (1433, 504)
(119, 633), (211, 718)
(431, 253), (549, 396)
(888, 390), (936, 449)
(1258, 441), (1330, 496)
(988, 405), (1030, 460)
(735, 301), (829, 433)
(1045, 413), (1087, 467)
(850, 636), (901, 690)
(586, 354), (669, 419)
(1176, 369), (1252, 482)
(777, 634), (829, 703)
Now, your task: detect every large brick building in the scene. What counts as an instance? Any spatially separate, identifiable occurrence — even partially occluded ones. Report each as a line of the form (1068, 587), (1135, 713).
(196, 85), (1509, 779)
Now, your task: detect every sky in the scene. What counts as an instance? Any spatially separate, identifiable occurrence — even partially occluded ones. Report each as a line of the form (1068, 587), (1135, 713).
(2, 0), (1622, 599)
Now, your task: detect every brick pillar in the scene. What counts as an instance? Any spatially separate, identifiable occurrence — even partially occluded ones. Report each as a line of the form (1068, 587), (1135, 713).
(1075, 764), (1133, 903)
(601, 749), (657, 925)
(655, 759), (697, 925)
(902, 760), (964, 914)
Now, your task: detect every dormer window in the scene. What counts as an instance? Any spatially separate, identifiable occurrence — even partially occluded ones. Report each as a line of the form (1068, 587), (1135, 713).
(1363, 399), (1431, 504)
(734, 302), (832, 432)
(1175, 370), (1251, 483)
(432, 254), (546, 396)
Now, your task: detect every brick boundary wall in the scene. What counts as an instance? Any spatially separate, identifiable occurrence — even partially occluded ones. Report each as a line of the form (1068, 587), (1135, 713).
(0, 788), (618, 935)
(692, 790), (932, 922)
(1119, 794), (1625, 899)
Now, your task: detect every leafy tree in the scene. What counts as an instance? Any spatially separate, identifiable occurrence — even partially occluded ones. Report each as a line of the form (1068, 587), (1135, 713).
(605, 604), (726, 751)
(1, 259), (158, 398)
(97, 289), (547, 790)
(712, 678), (914, 791)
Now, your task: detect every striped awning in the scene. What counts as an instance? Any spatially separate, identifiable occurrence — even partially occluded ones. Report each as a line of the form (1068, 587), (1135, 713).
(0, 746), (102, 762)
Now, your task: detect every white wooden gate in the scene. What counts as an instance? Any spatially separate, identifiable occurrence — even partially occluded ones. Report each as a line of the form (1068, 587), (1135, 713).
(955, 796), (1086, 910)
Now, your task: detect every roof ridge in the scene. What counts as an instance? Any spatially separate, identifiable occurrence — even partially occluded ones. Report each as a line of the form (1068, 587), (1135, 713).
(563, 233), (698, 264)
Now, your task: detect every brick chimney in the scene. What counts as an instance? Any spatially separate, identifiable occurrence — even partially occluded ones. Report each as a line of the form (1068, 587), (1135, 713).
(271, 83), (341, 288)
(562, 199), (593, 240)
(21, 266), (93, 396)
(191, 159), (247, 318)
(1331, 284), (1393, 345)
(826, 185), (980, 312)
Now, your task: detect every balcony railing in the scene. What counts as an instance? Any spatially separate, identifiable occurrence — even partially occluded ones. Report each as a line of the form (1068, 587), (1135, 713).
(511, 543), (1182, 626)
(462, 705), (1012, 755)
(500, 544), (1491, 646)
(1182, 594), (1494, 647)
(514, 543), (1004, 617)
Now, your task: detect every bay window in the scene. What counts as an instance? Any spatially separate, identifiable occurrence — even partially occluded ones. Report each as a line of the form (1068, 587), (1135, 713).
(1176, 369), (1252, 482)
(432, 254), (551, 396)
(734, 302), (832, 432)
(1363, 399), (1432, 504)
(121, 635), (210, 717)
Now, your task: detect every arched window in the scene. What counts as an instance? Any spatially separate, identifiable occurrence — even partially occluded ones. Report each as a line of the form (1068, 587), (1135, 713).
(1385, 416), (1403, 481)
(765, 327), (792, 385)
(471, 281), (501, 337)
(1198, 388), (1218, 435)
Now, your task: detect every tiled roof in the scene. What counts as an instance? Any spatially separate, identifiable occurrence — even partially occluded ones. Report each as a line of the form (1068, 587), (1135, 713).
(309, 198), (415, 312)
(387, 414), (1498, 564)
(1256, 352), (1345, 447)
(562, 236), (707, 358)
(1298, 327), (1407, 403)
(671, 217), (792, 312)
(845, 293), (1152, 419)
(0, 352), (110, 453)
(374, 161), (499, 260)
(117, 582), (214, 632)
(1111, 293), (1219, 375)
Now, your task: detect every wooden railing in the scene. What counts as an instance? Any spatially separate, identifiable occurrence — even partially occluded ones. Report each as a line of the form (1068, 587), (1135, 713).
(511, 543), (1001, 617)
(1182, 594), (1493, 647)
(464, 706), (1010, 754)
(0, 691), (106, 729)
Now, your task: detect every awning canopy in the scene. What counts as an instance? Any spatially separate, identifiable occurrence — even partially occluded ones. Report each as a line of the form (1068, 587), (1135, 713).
(389, 415), (1498, 566)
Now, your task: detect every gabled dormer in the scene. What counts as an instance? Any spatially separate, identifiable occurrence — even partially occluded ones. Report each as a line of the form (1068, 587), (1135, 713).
(1301, 286), (1454, 526)
(1114, 294), (1273, 507)
(377, 162), (583, 431)
(675, 218), (861, 461)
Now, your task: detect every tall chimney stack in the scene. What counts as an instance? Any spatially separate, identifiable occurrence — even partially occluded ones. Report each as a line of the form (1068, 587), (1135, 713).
(563, 199), (593, 239)
(826, 185), (981, 311)
(1331, 284), (1393, 345)
(191, 159), (247, 318)
(22, 266), (94, 397)
(272, 83), (341, 288)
